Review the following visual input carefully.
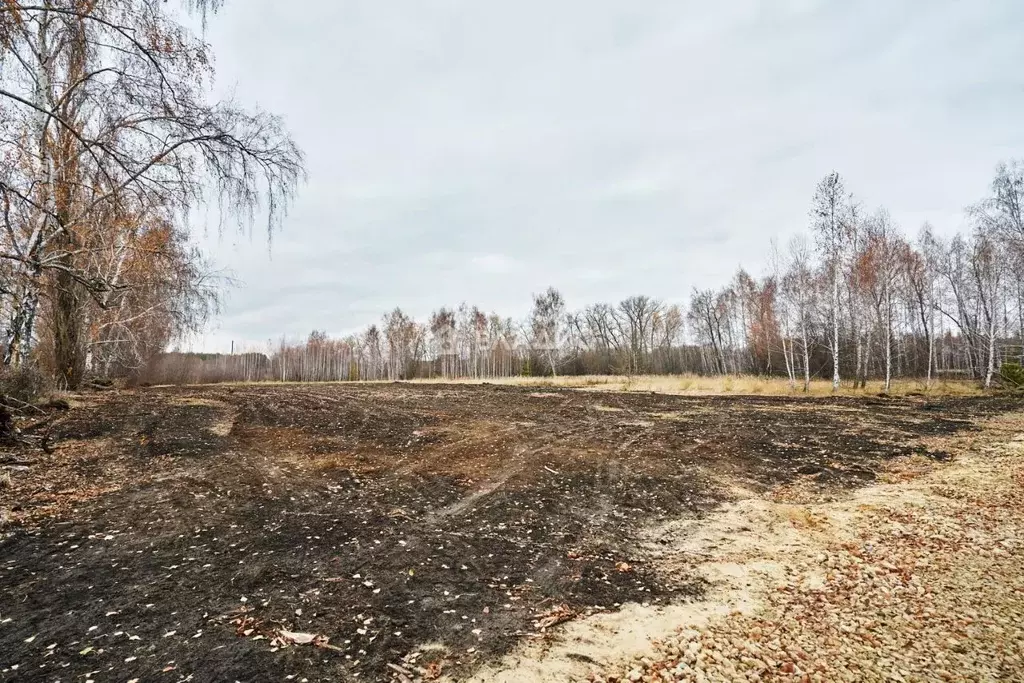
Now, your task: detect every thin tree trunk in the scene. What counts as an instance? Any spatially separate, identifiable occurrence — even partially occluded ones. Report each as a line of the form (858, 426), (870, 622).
(800, 311), (811, 392)
(985, 312), (997, 389)
(851, 331), (860, 389)
(1018, 281), (1024, 365)
(781, 335), (795, 389)
(884, 306), (893, 393)
(861, 329), (872, 389)
(832, 274), (841, 390)
(926, 322), (934, 388)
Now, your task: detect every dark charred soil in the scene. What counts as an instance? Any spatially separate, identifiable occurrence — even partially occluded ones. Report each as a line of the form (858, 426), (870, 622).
(0, 384), (1018, 682)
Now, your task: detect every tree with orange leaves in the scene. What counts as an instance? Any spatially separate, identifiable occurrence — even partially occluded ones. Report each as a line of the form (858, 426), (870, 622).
(0, 1), (304, 387)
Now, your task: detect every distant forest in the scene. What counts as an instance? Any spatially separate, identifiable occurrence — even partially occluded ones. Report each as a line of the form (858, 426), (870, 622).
(147, 163), (1024, 390)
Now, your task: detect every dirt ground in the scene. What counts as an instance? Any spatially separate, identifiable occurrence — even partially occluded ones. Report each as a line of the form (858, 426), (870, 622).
(0, 383), (1020, 682)
(597, 411), (1024, 683)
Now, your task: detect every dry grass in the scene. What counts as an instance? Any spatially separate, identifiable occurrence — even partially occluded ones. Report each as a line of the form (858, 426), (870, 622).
(406, 374), (983, 397)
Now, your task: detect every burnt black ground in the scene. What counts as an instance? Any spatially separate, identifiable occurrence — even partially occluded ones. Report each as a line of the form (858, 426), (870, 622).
(0, 384), (1019, 682)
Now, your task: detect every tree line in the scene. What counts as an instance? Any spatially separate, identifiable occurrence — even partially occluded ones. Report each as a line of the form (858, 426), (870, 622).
(147, 161), (1024, 390)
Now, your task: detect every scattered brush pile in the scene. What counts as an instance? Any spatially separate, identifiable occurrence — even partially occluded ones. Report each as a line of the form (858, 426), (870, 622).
(0, 367), (71, 519)
(0, 367), (69, 452)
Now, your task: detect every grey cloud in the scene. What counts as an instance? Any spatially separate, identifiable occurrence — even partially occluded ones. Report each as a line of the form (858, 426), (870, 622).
(190, 0), (1024, 351)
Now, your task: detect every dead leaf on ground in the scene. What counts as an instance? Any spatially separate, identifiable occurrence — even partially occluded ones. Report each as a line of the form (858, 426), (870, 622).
(277, 629), (317, 645)
(533, 603), (577, 631)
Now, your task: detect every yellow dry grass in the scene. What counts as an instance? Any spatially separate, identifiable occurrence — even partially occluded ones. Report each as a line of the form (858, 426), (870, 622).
(405, 374), (983, 397)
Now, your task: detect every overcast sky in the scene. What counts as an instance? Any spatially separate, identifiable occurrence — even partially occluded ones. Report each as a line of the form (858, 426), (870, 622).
(190, 0), (1024, 352)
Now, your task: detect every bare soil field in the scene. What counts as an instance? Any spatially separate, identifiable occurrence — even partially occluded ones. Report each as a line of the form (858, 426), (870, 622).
(0, 383), (1020, 682)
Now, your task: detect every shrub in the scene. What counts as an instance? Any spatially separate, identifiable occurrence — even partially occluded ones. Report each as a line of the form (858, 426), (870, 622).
(1000, 362), (1024, 389)
(0, 365), (53, 404)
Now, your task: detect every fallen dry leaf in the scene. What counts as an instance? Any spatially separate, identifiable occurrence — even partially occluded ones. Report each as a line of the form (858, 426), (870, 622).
(277, 630), (317, 645)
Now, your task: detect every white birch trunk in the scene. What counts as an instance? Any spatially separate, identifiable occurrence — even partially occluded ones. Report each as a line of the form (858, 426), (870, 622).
(831, 272), (841, 390)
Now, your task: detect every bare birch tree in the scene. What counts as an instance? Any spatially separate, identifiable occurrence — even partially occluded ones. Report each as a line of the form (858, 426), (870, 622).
(906, 225), (940, 386)
(811, 172), (851, 391)
(784, 235), (817, 391)
(969, 227), (1004, 388)
(530, 286), (564, 377)
(860, 209), (905, 392)
(0, 0), (304, 386)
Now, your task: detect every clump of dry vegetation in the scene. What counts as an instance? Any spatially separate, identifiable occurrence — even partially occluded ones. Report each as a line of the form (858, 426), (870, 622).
(0, 366), (52, 405)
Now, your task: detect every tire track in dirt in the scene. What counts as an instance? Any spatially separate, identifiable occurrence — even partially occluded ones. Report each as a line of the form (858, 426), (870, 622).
(422, 470), (518, 526)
